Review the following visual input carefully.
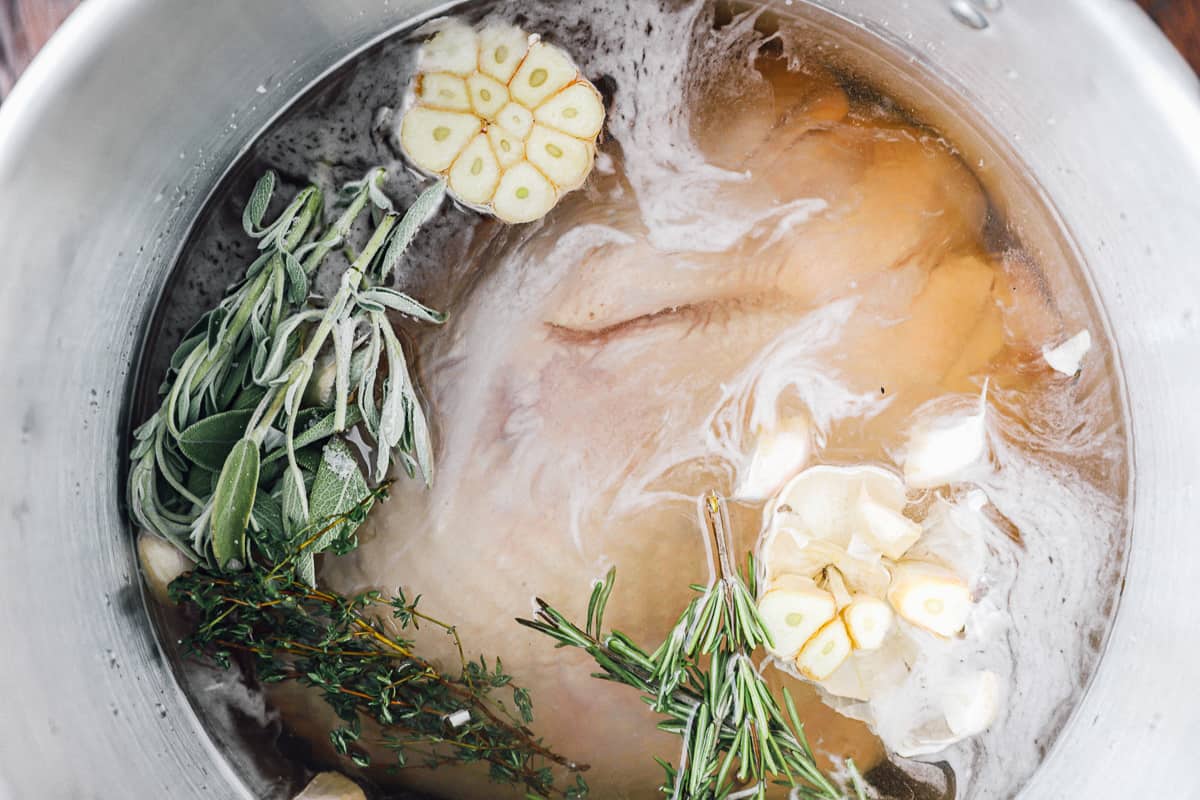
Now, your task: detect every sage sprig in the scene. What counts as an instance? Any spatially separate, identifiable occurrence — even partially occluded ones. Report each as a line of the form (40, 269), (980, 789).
(130, 168), (445, 571)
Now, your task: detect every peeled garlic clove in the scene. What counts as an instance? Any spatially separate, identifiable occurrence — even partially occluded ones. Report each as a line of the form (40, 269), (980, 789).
(736, 416), (811, 502)
(418, 21), (479, 76)
(509, 41), (578, 107)
(856, 486), (922, 560)
(942, 670), (1000, 736)
(535, 81), (606, 139)
(492, 162), (558, 224)
(756, 577), (837, 660)
(1042, 329), (1091, 375)
(138, 532), (193, 604)
(466, 72), (509, 120)
(400, 107), (481, 173)
(478, 25), (530, 83)
(487, 125), (525, 169)
(887, 561), (971, 637)
(417, 72), (472, 112)
(842, 595), (894, 650)
(448, 134), (501, 205)
(797, 618), (853, 681)
(294, 772), (367, 800)
(495, 101), (535, 140)
(903, 391), (988, 489)
(526, 124), (594, 190)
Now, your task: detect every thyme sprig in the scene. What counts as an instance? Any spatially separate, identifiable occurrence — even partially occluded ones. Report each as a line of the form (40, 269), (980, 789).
(171, 488), (589, 797)
(520, 493), (859, 800)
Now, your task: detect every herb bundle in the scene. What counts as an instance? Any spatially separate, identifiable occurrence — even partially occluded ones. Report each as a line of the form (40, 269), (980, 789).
(128, 169), (587, 796)
(520, 493), (858, 800)
(128, 168), (857, 800)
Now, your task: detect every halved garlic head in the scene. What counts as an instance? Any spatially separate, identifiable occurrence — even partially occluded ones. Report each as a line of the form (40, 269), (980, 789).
(842, 595), (894, 650)
(887, 561), (972, 638)
(797, 618), (853, 681)
(400, 19), (605, 223)
(756, 576), (837, 660)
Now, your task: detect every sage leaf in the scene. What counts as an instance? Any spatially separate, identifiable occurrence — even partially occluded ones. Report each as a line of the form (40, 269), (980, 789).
(242, 171), (276, 236)
(357, 287), (447, 324)
(210, 438), (260, 569)
(178, 409), (254, 471)
(376, 180), (446, 283)
(263, 406), (364, 467)
(251, 489), (286, 542)
(297, 437), (373, 586)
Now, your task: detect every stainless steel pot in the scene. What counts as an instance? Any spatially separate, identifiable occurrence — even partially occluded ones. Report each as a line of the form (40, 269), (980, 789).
(1, 1), (1196, 798)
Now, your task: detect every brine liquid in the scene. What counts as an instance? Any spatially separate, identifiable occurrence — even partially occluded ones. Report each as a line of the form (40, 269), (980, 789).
(142, 2), (1129, 799)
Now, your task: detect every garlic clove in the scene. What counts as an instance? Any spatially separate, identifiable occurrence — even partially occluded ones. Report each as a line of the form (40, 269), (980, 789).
(416, 72), (472, 112)
(534, 81), (607, 139)
(736, 416), (811, 502)
(756, 577), (837, 660)
(796, 617), (853, 681)
(887, 561), (971, 637)
(1042, 329), (1091, 376)
(477, 25), (530, 83)
(294, 771), (367, 800)
(820, 566), (854, 609)
(509, 42), (578, 108)
(495, 101), (535, 140)
(842, 594), (894, 650)
(137, 532), (193, 604)
(487, 125), (525, 169)
(526, 124), (595, 190)
(942, 670), (1000, 736)
(400, 107), (481, 173)
(856, 485), (922, 560)
(902, 391), (988, 489)
(448, 134), (502, 206)
(466, 72), (509, 120)
(418, 21), (479, 77)
(492, 163), (558, 224)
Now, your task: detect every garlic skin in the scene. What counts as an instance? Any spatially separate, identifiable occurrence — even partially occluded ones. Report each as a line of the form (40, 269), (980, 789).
(399, 19), (605, 224)
(1042, 328), (1091, 375)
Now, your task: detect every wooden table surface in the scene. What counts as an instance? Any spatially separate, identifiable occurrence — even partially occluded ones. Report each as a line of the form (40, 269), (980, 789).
(2, 1), (1199, 96)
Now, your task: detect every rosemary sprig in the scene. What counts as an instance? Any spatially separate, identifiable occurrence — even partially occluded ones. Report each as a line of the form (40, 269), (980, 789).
(520, 493), (859, 800)
(170, 489), (589, 797)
